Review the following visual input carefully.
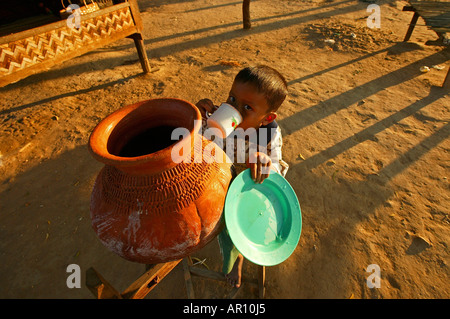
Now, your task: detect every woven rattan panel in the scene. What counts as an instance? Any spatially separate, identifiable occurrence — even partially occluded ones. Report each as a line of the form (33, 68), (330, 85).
(0, 6), (134, 80)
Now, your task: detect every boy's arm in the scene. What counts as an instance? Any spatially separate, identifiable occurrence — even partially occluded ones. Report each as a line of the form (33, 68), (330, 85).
(247, 126), (289, 183)
(247, 152), (273, 184)
(266, 126), (289, 177)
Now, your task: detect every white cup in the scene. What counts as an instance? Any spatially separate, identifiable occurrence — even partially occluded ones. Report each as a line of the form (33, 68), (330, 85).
(206, 103), (242, 138)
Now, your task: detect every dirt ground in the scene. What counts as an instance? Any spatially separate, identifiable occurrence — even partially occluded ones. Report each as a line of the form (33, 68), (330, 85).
(0, 0), (449, 299)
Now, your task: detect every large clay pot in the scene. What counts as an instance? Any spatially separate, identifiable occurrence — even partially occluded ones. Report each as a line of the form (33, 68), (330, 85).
(88, 98), (232, 264)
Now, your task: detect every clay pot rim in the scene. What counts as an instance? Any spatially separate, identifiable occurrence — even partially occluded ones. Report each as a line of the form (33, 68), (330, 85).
(88, 98), (201, 169)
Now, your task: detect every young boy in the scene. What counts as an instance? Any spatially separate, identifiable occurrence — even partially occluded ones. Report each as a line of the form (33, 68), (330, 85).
(196, 65), (289, 288)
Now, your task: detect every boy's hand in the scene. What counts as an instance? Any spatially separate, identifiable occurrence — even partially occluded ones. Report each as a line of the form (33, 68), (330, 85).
(196, 99), (217, 118)
(247, 152), (273, 184)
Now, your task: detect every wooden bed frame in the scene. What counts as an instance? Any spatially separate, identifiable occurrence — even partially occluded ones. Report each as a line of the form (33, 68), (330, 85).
(0, 0), (150, 88)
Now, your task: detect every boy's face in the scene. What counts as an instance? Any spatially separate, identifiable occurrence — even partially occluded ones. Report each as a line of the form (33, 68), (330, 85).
(226, 81), (276, 131)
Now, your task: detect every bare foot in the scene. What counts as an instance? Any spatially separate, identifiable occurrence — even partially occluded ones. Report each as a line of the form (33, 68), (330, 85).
(225, 253), (244, 288)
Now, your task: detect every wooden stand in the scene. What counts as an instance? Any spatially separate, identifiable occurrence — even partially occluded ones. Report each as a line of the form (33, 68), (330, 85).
(184, 257), (266, 299)
(86, 259), (182, 299)
(402, 3), (450, 89)
(402, 7), (420, 43)
(86, 257), (266, 299)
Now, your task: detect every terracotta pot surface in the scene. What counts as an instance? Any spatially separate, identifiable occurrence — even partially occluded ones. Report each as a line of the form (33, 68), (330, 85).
(88, 98), (232, 264)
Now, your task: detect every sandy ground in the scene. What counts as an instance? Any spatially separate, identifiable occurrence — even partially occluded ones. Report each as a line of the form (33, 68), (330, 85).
(0, 0), (449, 299)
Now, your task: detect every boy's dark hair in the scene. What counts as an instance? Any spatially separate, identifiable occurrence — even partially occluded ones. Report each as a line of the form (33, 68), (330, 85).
(234, 65), (288, 112)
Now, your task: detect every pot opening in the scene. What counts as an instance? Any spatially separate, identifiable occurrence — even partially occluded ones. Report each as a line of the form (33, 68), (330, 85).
(117, 125), (179, 158)
(103, 99), (199, 160)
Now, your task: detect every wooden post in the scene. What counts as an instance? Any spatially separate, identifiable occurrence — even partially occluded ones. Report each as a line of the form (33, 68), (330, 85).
(404, 11), (419, 42)
(183, 258), (195, 299)
(243, 0), (251, 29)
(127, 0), (150, 73)
(121, 259), (182, 299)
(86, 267), (123, 299)
(129, 33), (151, 73)
(128, 0), (144, 31)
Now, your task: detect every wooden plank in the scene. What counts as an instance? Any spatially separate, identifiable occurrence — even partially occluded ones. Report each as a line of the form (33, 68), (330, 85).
(189, 266), (226, 281)
(86, 267), (123, 299)
(189, 266), (259, 286)
(183, 258), (195, 299)
(121, 259), (182, 299)
(410, 2), (450, 8)
(402, 6), (416, 12)
(227, 287), (241, 299)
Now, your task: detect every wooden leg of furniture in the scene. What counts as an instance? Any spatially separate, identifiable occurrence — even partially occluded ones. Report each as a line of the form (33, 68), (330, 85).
(86, 259), (182, 299)
(183, 258), (195, 299)
(243, 0), (251, 29)
(86, 267), (123, 299)
(86, 258), (267, 299)
(129, 33), (151, 73)
(404, 11), (419, 42)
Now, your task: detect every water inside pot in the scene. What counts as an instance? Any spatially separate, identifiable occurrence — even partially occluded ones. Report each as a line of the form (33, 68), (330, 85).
(118, 125), (179, 157)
